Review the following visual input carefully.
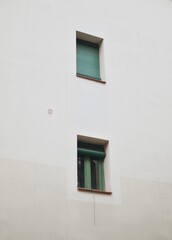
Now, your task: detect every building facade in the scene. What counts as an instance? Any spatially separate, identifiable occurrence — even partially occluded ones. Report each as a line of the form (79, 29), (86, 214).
(0, 0), (172, 239)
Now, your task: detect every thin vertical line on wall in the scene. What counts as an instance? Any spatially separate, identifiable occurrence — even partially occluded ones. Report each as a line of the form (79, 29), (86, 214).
(157, 177), (165, 234)
(93, 194), (96, 225)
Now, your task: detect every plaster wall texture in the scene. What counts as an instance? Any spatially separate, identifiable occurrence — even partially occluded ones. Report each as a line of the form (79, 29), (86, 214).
(0, 0), (172, 239)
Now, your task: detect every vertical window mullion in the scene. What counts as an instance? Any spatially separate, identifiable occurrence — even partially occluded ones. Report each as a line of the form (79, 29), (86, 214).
(84, 156), (91, 189)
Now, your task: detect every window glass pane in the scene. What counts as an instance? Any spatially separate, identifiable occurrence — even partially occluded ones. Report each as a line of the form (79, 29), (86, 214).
(77, 156), (85, 188)
(77, 141), (105, 191)
(77, 40), (100, 80)
(91, 158), (99, 190)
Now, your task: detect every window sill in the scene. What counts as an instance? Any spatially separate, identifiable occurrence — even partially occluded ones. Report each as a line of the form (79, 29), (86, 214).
(76, 74), (106, 84)
(78, 187), (112, 195)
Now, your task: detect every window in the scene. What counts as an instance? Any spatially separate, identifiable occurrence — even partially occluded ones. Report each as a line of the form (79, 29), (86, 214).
(77, 39), (101, 80)
(77, 141), (105, 191)
(76, 31), (104, 82)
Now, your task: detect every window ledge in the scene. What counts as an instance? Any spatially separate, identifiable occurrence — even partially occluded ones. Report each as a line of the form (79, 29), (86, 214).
(76, 74), (106, 84)
(78, 187), (112, 195)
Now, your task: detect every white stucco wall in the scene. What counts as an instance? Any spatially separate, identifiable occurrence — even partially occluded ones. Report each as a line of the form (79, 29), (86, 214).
(0, 0), (172, 239)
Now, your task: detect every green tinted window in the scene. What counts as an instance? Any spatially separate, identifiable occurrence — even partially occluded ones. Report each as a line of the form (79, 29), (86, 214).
(77, 39), (100, 80)
(77, 141), (105, 191)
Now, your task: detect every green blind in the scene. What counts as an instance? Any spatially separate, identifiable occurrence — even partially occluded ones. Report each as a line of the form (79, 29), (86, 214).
(78, 148), (105, 158)
(78, 142), (105, 158)
(77, 39), (100, 80)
